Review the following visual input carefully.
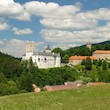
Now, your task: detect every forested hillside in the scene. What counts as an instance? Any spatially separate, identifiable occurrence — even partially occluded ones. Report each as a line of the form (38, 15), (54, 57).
(52, 41), (110, 63)
(0, 52), (21, 79)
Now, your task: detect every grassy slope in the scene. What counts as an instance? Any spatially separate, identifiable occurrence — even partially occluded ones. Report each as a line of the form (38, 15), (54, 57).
(0, 84), (110, 110)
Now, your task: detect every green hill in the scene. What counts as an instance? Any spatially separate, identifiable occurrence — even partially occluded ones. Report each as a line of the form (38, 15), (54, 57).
(0, 51), (21, 79)
(0, 84), (110, 110)
(53, 40), (110, 62)
(75, 40), (110, 48)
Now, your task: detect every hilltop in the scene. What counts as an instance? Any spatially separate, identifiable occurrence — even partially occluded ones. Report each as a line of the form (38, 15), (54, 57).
(75, 40), (110, 48)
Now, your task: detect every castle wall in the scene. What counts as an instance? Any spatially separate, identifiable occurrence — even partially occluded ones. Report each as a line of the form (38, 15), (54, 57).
(32, 55), (56, 68)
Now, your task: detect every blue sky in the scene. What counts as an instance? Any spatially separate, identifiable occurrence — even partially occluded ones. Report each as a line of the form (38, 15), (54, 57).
(0, 0), (110, 57)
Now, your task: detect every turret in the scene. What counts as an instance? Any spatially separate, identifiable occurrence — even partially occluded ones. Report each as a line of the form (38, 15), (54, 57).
(44, 44), (51, 53)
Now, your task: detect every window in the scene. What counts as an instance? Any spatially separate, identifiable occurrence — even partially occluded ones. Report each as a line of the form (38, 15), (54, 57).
(38, 58), (40, 62)
(44, 58), (47, 63)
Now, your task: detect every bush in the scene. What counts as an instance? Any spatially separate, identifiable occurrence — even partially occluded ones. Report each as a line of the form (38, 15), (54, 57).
(0, 81), (19, 96)
(102, 60), (108, 70)
(85, 57), (92, 70)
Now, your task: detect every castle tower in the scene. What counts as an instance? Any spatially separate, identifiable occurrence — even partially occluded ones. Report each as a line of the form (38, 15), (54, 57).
(86, 39), (91, 49)
(25, 41), (34, 60)
(26, 41), (34, 52)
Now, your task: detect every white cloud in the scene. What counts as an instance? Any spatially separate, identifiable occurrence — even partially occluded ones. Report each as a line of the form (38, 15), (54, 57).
(0, 0), (31, 21)
(0, 39), (45, 57)
(0, 39), (25, 57)
(24, 1), (80, 18)
(0, 0), (14, 6)
(0, 22), (10, 30)
(12, 27), (33, 35)
(1, 0), (110, 51)
(0, 41), (4, 45)
(40, 27), (110, 46)
(0, 17), (10, 30)
(52, 43), (77, 50)
(81, 8), (110, 21)
(40, 17), (98, 30)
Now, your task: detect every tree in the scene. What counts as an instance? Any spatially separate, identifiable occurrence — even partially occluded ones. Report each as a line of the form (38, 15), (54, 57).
(28, 57), (34, 70)
(62, 54), (69, 63)
(102, 60), (108, 70)
(17, 72), (33, 92)
(0, 73), (7, 83)
(93, 60), (97, 65)
(81, 60), (85, 65)
(108, 63), (110, 68)
(52, 48), (64, 57)
(97, 59), (102, 67)
(105, 44), (110, 50)
(85, 57), (92, 70)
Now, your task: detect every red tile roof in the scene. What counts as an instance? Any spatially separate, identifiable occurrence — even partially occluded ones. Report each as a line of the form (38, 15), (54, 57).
(93, 50), (110, 54)
(69, 56), (96, 60)
(45, 84), (77, 91)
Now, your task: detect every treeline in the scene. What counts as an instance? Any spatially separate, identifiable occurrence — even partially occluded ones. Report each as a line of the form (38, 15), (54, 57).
(52, 41), (110, 63)
(1, 56), (110, 96)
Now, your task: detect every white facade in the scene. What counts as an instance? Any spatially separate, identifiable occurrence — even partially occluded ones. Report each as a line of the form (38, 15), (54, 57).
(22, 42), (61, 68)
(69, 59), (82, 66)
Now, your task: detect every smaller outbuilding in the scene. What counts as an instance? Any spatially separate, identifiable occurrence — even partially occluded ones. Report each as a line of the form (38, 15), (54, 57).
(69, 56), (96, 65)
(93, 50), (110, 60)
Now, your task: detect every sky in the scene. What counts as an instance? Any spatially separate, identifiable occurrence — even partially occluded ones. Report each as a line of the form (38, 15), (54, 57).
(0, 0), (110, 57)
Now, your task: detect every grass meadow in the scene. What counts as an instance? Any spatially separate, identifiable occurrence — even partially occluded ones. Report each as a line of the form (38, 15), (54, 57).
(0, 84), (110, 110)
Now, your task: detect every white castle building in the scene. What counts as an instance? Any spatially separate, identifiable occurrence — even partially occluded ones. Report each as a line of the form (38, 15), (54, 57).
(22, 41), (61, 68)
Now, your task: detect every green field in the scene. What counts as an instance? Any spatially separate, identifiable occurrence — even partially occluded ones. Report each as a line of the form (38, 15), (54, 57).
(0, 84), (110, 110)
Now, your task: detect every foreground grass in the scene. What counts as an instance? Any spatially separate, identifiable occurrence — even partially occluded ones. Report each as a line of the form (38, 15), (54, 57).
(0, 84), (110, 110)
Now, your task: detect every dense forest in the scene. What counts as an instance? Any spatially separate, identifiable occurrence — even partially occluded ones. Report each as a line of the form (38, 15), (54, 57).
(1, 41), (110, 96)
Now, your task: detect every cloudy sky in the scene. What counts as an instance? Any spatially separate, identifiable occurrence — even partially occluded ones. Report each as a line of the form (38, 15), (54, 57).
(0, 0), (110, 57)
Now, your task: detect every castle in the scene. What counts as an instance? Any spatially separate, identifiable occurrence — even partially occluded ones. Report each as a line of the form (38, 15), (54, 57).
(22, 41), (61, 68)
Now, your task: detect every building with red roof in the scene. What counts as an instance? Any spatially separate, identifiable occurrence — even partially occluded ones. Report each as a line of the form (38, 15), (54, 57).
(69, 56), (96, 65)
(93, 50), (110, 60)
